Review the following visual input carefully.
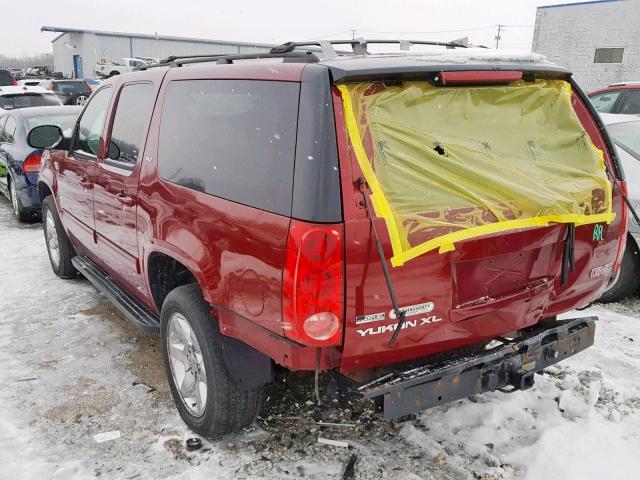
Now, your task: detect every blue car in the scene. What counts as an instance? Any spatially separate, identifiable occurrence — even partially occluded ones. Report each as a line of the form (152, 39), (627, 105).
(0, 106), (81, 222)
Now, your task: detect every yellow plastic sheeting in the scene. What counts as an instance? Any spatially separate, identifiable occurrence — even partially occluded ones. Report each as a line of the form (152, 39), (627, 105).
(338, 80), (615, 267)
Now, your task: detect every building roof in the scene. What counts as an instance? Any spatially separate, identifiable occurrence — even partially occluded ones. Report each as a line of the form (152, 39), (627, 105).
(41, 26), (275, 48)
(538, 0), (623, 10)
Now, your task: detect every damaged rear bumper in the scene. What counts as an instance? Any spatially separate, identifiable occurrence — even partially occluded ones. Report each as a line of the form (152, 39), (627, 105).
(358, 316), (596, 419)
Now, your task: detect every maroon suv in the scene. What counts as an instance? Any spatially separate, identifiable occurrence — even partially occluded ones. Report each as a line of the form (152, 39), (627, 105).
(28, 40), (626, 438)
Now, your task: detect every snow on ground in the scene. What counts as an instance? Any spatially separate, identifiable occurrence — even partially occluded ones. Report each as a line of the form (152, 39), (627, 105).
(0, 196), (639, 480)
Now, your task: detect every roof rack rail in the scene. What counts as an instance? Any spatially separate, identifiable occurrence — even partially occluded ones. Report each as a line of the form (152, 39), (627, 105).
(138, 38), (470, 70)
(270, 38), (469, 58)
(140, 50), (319, 70)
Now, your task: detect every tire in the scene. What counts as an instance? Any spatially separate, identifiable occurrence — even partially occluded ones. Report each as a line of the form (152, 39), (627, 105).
(160, 283), (261, 438)
(108, 71), (119, 78)
(42, 196), (77, 278)
(9, 178), (31, 223)
(600, 238), (640, 303)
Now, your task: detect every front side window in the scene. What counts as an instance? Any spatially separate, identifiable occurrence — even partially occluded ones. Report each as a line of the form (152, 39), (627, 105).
(107, 83), (155, 166)
(589, 90), (621, 113)
(619, 90), (640, 115)
(76, 87), (112, 156)
(1, 116), (16, 143)
(158, 79), (300, 216)
(0, 117), (7, 143)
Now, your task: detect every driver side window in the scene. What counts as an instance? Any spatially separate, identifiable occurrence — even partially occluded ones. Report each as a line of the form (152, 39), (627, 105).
(75, 87), (112, 156)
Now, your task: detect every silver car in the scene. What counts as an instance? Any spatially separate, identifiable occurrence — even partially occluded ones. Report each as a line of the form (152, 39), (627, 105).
(600, 113), (640, 302)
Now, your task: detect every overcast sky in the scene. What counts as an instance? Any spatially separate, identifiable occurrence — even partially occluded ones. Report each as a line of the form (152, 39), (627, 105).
(3, 0), (584, 56)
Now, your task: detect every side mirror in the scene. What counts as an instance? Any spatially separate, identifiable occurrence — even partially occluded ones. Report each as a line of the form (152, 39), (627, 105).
(108, 140), (120, 160)
(28, 125), (68, 150)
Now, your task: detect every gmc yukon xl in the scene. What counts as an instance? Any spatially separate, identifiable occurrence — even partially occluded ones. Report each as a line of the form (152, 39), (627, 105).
(28, 40), (627, 438)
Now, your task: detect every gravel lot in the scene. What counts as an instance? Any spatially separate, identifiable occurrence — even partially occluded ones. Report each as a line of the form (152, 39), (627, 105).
(1, 196), (639, 480)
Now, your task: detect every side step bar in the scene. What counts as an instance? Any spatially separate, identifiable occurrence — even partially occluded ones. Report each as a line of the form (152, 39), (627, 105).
(358, 316), (596, 419)
(72, 255), (160, 334)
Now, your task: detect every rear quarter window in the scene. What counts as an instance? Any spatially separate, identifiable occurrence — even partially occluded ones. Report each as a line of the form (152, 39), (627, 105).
(158, 79), (300, 216)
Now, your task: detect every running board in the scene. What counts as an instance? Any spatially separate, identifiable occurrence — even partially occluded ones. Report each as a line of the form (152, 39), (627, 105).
(72, 255), (160, 334)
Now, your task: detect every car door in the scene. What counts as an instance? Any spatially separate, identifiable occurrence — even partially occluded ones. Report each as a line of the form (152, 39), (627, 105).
(93, 81), (156, 296)
(56, 86), (112, 252)
(0, 116), (8, 196)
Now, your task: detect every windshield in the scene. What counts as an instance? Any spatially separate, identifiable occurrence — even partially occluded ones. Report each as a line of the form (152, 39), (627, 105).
(26, 114), (78, 137)
(607, 121), (640, 159)
(0, 93), (62, 110)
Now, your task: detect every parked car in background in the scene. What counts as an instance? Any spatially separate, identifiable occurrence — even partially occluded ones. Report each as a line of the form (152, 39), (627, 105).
(0, 69), (17, 86)
(94, 57), (150, 78)
(0, 86), (63, 111)
(49, 80), (92, 105)
(589, 82), (640, 115)
(29, 41), (624, 438)
(0, 105), (81, 221)
(600, 113), (640, 302)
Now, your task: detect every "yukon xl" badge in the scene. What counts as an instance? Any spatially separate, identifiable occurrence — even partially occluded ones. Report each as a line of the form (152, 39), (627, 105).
(356, 315), (442, 337)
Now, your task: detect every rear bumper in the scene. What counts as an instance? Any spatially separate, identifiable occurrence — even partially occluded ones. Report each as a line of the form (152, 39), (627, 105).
(358, 316), (596, 419)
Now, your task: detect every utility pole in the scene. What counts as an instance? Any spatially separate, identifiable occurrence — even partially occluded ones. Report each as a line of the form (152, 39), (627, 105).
(495, 24), (504, 49)
(351, 29), (357, 40)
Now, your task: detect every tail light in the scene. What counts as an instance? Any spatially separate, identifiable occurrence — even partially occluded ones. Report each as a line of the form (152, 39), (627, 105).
(12, 78), (17, 86)
(440, 70), (523, 85)
(613, 180), (629, 272)
(22, 152), (42, 174)
(282, 220), (344, 346)
(48, 82), (54, 91)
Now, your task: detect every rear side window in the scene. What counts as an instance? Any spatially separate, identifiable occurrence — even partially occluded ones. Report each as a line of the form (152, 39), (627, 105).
(0, 93), (62, 110)
(54, 81), (91, 95)
(158, 79), (300, 216)
(108, 83), (155, 166)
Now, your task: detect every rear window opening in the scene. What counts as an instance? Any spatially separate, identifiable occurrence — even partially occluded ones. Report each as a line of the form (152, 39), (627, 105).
(0, 93), (62, 110)
(339, 79), (615, 266)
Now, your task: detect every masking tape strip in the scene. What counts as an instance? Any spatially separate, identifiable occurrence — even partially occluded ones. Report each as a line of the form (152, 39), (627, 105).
(338, 84), (616, 268)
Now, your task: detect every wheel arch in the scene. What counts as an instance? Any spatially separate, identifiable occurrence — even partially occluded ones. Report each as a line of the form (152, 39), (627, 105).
(146, 249), (204, 314)
(37, 180), (53, 206)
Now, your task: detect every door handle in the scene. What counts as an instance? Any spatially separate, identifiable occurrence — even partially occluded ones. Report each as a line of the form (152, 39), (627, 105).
(116, 193), (135, 207)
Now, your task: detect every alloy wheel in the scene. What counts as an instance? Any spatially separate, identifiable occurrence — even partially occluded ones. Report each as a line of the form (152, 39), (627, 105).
(166, 312), (208, 417)
(45, 209), (60, 269)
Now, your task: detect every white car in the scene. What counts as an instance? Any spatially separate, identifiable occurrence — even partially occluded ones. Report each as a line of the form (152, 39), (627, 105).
(0, 86), (63, 111)
(599, 113), (640, 302)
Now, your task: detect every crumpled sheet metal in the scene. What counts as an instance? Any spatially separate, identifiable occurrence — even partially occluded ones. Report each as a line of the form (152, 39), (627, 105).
(338, 80), (615, 267)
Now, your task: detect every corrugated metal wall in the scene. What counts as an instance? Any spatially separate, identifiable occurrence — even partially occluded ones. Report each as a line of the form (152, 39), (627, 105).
(52, 33), (272, 79)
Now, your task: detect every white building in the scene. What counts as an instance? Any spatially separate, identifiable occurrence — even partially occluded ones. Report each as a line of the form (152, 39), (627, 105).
(532, 0), (640, 92)
(42, 26), (274, 79)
